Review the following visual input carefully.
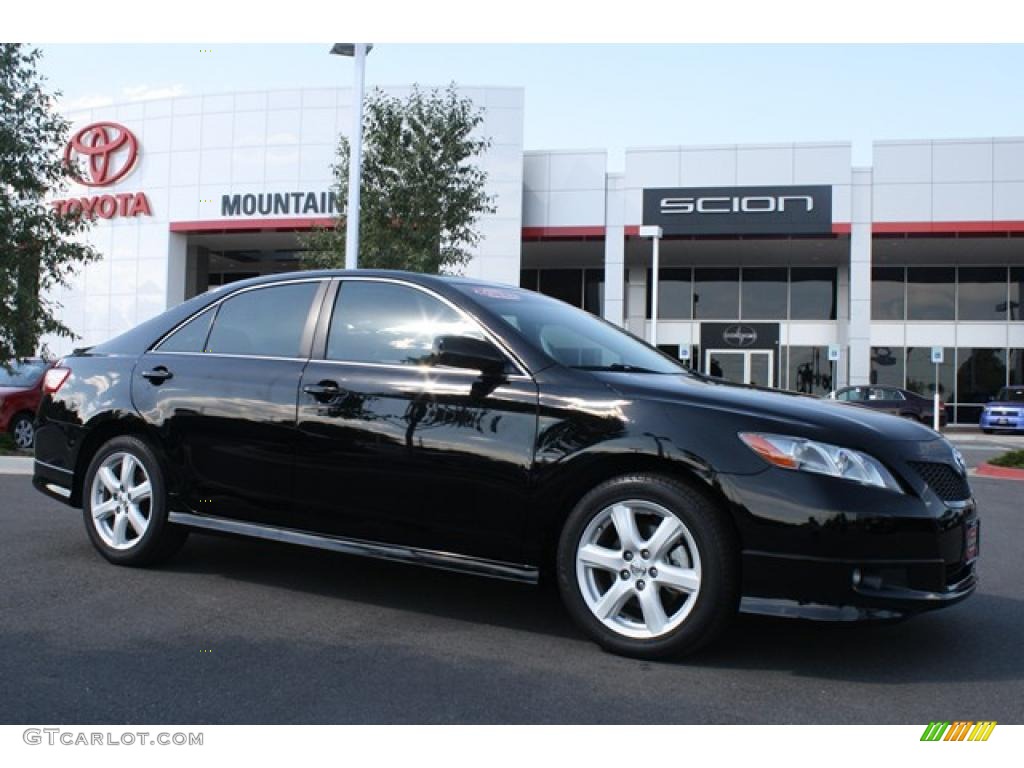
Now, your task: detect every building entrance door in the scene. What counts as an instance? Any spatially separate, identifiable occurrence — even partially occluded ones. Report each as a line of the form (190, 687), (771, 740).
(705, 349), (774, 387)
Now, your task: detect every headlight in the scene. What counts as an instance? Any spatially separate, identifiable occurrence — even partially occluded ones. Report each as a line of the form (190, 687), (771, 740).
(738, 432), (903, 493)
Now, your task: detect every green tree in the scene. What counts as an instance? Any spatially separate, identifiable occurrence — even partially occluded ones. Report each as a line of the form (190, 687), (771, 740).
(302, 84), (495, 274)
(0, 44), (97, 362)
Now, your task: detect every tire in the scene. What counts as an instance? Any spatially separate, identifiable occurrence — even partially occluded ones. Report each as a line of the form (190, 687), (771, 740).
(10, 412), (35, 451)
(82, 435), (188, 566)
(556, 473), (739, 659)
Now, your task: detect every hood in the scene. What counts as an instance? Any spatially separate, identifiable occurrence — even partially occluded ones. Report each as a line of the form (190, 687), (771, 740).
(593, 372), (942, 446)
(984, 400), (1024, 409)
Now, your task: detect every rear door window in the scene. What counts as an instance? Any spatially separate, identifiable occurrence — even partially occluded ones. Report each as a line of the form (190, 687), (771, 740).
(204, 282), (320, 358)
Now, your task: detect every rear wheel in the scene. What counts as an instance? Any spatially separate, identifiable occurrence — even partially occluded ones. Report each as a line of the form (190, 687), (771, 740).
(82, 435), (188, 566)
(10, 413), (34, 450)
(557, 473), (739, 659)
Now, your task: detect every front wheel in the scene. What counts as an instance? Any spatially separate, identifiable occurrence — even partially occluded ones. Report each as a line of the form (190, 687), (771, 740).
(557, 473), (739, 659)
(82, 435), (188, 566)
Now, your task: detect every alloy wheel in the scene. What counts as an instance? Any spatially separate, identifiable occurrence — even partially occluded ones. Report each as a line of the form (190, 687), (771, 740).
(89, 451), (153, 550)
(575, 499), (702, 639)
(13, 418), (34, 450)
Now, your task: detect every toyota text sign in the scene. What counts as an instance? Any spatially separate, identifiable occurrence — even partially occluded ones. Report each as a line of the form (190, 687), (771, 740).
(643, 185), (832, 235)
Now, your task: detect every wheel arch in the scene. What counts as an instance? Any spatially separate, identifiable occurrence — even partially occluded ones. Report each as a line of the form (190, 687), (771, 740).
(70, 416), (165, 507)
(531, 453), (741, 575)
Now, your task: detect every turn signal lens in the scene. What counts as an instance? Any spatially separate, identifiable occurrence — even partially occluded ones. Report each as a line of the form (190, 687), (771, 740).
(738, 432), (903, 493)
(43, 367), (71, 394)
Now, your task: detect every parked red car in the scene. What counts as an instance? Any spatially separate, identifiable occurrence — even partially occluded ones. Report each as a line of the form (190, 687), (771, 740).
(0, 358), (54, 450)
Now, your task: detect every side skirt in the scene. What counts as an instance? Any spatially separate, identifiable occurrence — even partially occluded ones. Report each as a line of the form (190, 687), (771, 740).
(167, 511), (539, 585)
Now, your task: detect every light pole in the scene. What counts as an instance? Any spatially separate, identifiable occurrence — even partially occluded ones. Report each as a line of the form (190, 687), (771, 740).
(330, 43), (373, 270)
(639, 225), (663, 347)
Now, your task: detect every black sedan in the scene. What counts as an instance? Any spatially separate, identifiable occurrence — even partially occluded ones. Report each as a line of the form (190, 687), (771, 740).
(830, 385), (948, 428)
(33, 271), (977, 659)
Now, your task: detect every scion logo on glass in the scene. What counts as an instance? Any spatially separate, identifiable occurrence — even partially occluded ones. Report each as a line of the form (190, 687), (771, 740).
(722, 325), (758, 348)
(64, 121), (140, 187)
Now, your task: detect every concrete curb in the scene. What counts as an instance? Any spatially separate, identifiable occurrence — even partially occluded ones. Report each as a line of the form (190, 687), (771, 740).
(976, 462), (1024, 481)
(0, 456), (33, 475)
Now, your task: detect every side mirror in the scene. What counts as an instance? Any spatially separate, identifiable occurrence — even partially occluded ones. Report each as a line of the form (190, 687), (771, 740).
(434, 335), (506, 376)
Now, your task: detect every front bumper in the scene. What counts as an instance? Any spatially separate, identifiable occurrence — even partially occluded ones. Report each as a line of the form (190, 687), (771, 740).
(980, 410), (1023, 430)
(720, 464), (978, 618)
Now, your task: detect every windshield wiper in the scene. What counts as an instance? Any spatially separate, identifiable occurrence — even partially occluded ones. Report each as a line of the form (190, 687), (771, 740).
(571, 363), (662, 374)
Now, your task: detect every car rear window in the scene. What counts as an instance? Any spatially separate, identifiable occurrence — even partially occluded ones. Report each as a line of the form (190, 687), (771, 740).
(0, 360), (47, 387)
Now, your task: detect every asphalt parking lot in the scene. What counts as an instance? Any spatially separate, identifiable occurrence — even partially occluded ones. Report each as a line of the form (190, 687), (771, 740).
(1, 464), (1022, 725)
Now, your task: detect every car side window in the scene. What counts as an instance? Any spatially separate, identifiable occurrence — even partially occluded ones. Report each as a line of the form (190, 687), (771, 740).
(204, 282), (320, 358)
(327, 281), (486, 367)
(157, 308), (215, 353)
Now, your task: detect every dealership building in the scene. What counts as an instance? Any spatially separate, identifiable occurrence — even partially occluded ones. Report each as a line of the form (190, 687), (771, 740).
(49, 86), (1024, 423)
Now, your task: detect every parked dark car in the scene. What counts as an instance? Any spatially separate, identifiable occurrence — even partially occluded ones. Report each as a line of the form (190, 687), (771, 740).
(33, 271), (977, 658)
(980, 387), (1024, 433)
(0, 358), (54, 450)
(830, 385), (948, 428)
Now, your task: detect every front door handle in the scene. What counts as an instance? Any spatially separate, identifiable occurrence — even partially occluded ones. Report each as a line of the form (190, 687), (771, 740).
(141, 366), (173, 384)
(303, 381), (345, 400)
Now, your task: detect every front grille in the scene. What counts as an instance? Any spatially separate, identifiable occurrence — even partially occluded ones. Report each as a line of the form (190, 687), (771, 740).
(908, 461), (972, 502)
(989, 409), (1018, 417)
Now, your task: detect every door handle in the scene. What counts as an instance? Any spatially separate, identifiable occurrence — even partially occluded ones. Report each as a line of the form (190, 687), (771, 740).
(141, 366), (173, 384)
(303, 381), (345, 400)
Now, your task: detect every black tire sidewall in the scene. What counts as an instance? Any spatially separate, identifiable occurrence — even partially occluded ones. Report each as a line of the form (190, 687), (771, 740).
(82, 435), (174, 566)
(556, 474), (739, 659)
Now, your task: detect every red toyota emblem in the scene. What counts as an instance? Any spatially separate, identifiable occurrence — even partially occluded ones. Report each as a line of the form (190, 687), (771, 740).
(64, 122), (140, 187)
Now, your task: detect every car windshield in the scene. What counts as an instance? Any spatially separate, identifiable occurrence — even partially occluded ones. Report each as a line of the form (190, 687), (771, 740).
(0, 360), (46, 387)
(458, 284), (686, 374)
(995, 387), (1024, 402)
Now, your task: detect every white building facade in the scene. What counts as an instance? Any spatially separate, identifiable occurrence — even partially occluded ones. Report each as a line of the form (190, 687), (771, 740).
(49, 87), (1024, 424)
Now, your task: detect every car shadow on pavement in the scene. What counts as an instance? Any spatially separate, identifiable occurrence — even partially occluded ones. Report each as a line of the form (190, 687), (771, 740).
(165, 530), (1024, 686)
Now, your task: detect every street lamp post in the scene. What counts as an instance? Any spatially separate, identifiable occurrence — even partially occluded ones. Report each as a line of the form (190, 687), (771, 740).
(330, 43), (373, 270)
(639, 225), (663, 347)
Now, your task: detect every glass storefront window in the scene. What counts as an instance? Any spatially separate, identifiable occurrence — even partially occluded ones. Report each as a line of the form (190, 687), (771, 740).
(583, 269), (604, 316)
(871, 266), (905, 321)
(956, 347), (1007, 407)
(957, 266), (1008, 321)
(906, 266), (955, 320)
(789, 267), (837, 320)
(646, 268), (692, 319)
(870, 346), (904, 388)
(788, 346), (832, 395)
(693, 268), (739, 319)
(741, 267), (788, 320)
(520, 269), (539, 291)
(1010, 349), (1024, 386)
(1011, 267), (1024, 321)
(905, 347), (954, 398)
(539, 269), (583, 308)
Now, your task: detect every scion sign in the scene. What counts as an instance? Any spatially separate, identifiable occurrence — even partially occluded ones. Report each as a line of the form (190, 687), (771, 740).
(643, 185), (832, 235)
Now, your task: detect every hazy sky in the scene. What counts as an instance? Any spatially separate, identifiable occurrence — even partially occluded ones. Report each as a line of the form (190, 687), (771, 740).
(37, 43), (1024, 169)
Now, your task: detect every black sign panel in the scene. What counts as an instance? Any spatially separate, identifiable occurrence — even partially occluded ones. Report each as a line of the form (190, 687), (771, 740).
(642, 185), (832, 235)
(700, 322), (780, 352)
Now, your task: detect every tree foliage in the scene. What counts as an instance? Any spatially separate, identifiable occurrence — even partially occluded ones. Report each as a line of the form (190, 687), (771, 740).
(0, 43), (98, 361)
(302, 84), (495, 274)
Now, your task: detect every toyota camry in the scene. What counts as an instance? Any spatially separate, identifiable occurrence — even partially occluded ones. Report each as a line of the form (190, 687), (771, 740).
(33, 270), (978, 658)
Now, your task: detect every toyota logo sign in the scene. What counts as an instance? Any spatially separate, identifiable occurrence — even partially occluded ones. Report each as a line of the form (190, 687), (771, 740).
(723, 325), (758, 348)
(64, 122), (139, 187)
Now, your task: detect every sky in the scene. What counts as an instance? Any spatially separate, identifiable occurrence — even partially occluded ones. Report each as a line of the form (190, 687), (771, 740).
(36, 43), (1024, 170)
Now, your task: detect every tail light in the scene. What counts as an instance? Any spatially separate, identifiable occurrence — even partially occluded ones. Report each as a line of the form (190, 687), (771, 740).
(43, 366), (71, 394)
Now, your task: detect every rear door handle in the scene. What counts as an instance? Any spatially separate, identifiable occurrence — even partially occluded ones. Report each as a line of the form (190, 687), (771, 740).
(141, 366), (173, 384)
(303, 381), (345, 400)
